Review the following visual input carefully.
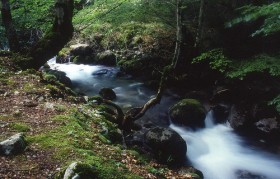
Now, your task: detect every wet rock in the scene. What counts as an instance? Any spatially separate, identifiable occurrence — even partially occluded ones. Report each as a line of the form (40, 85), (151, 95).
(228, 105), (248, 130)
(212, 104), (230, 123)
(99, 88), (116, 100)
(0, 133), (26, 155)
(96, 50), (116, 66)
(63, 162), (97, 179)
(169, 99), (206, 129)
(144, 127), (186, 165)
(211, 87), (232, 103)
(91, 69), (108, 76)
(255, 117), (280, 144)
(236, 170), (266, 179)
(255, 117), (278, 133)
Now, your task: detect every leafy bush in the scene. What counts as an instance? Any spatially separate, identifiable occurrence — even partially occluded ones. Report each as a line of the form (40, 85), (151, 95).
(227, 54), (280, 79)
(192, 48), (232, 73)
(226, 2), (280, 36)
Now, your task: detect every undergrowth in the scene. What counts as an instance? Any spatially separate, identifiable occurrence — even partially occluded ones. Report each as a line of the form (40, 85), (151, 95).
(27, 106), (141, 178)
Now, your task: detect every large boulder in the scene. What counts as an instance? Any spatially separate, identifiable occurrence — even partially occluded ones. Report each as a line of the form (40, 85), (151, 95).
(96, 50), (116, 66)
(169, 99), (206, 129)
(144, 127), (187, 165)
(0, 133), (26, 155)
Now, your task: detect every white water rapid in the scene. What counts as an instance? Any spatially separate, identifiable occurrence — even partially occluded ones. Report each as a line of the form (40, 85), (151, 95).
(170, 111), (280, 179)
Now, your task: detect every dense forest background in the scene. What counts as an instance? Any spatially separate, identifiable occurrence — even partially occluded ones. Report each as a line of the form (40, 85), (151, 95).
(1, 0), (279, 109)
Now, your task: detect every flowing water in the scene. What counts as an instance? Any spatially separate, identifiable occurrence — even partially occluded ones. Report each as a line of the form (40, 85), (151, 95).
(48, 57), (177, 125)
(48, 58), (280, 179)
(170, 111), (280, 179)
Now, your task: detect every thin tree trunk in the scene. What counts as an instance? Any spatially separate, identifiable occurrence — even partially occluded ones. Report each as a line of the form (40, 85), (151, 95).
(29, 0), (74, 69)
(1, 0), (19, 52)
(172, 0), (182, 70)
(194, 0), (205, 48)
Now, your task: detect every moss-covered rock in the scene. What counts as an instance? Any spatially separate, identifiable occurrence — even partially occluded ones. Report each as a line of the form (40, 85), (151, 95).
(169, 99), (206, 129)
(118, 58), (143, 74)
(42, 69), (72, 87)
(96, 50), (116, 66)
(62, 162), (97, 179)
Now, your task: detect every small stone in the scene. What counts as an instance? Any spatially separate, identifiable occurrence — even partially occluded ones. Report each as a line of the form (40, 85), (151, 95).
(23, 99), (38, 107)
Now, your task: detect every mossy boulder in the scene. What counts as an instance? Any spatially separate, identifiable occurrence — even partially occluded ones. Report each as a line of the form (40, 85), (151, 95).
(169, 99), (206, 129)
(99, 88), (116, 100)
(144, 127), (186, 166)
(62, 162), (97, 179)
(43, 69), (72, 87)
(70, 44), (93, 56)
(118, 59), (146, 78)
(96, 50), (116, 66)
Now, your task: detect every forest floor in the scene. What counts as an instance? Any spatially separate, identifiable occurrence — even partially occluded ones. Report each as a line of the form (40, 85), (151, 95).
(0, 55), (196, 178)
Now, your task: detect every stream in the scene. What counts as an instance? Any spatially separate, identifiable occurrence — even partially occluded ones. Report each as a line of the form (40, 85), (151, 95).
(48, 58), (280, 179)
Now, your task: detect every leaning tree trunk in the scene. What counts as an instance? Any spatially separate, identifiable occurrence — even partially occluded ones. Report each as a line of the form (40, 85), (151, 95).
(29, 0), (74, 69)
(1, 0), (19, 52)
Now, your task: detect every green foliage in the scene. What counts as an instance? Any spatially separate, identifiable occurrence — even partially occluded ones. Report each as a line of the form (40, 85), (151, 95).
(227, 54), (280, 79)
(54, 104), (67, 112)
(10, 0), (54, 31)
(9, 122), (30, 132)
(73, 0), (175, 29)
(73, 0), (174, 49)
(226, 2), (280, 36)
(192, 49), (232, 73)
(269, 94), (280, 113)
(148, 166), (165, 176)
(194, 49), (280, 80)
